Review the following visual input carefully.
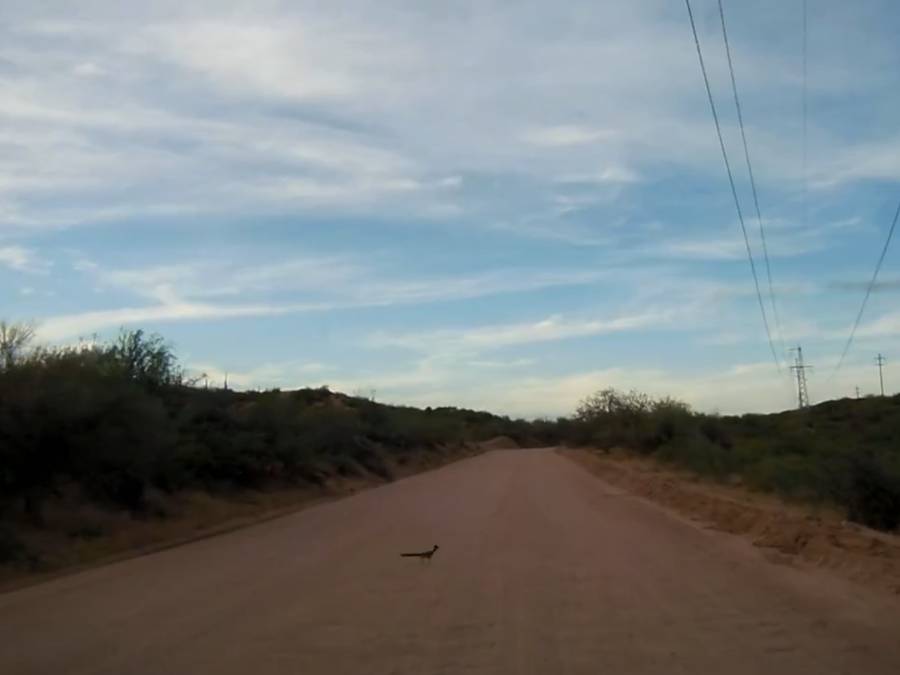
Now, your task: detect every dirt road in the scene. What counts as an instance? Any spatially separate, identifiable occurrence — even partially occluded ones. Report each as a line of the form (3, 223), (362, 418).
(2, 449), (900, 674)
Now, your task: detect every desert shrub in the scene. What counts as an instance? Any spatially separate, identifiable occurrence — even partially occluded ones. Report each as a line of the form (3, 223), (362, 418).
(577, 388), (651, 422)
(373, 408), (465, 449)
(743, 455), (827, 500)
(574, 388), (696, 453)
(351, 443), (394, 481)
(108, 329), (183, 388)
(735, 413), (765, 436)
(0, 525), (27, 564)
(698, 414), (732, 448)
(67, 523), (106, 539)
(297, 406), (364, 456)
(355, 399), (389, 432)
(842, 454), (900, 531)
(332, 456), (362, 477)
(564, 418), (596, 446)
(71, 388), (175, 511)
(770, 430), (817, 457)
(641, 397), (695, 451)
(197, 433), (274, 488)
(658, 436), (732, 477)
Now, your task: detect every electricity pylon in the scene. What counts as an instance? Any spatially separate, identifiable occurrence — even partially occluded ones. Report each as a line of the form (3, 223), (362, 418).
(876, 353), (887, 397)
(789, 346), (812, 409)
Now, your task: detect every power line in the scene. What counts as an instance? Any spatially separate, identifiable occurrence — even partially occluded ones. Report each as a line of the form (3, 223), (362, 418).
(684, 0), (782, 372)
(802, 0), (808, 233)
(716, 0), (786, 363)
(833, 199), (900, 374)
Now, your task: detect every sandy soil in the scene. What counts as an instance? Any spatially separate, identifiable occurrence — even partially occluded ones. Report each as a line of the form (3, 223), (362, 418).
(2, 448), (900, 674)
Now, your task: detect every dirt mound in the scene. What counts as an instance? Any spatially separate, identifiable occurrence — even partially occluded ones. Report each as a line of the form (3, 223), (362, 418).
(479, 436), (520, 450)
(562, 448), (900, 595)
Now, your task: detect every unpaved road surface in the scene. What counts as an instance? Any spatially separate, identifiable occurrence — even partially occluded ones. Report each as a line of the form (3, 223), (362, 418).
(2, 449), (900, 675)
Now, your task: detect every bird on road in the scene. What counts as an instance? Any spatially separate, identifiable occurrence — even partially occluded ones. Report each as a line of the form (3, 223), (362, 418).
(400, 545), (439, 560)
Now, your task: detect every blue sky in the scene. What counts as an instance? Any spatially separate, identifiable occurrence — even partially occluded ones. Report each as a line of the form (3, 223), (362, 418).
(1, 0), (898, 416)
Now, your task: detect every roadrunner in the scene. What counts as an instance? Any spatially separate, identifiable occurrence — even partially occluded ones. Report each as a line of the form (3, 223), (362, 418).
(400, 544), (439, 560)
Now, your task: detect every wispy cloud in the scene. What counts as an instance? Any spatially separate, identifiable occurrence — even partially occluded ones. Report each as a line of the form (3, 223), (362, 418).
(652, 217), (863, 261)
(75, 254), (612, 306)
(139, 21), (366, 101)
(369, 309), (677, 354)
(37, 300), (331, 342)
(0, 2), (793, 233)
(811, 135), (900, 188)
(1, 0), (891, 238)
(35, 255), (615, 340)
(856, 310), (900, 339)
(80, 255), (364, 303)
(0, 245), (49, 273)
(521, 125), (618, 147)
(356, 268), (613, 306)
(553, 167), (641, 185)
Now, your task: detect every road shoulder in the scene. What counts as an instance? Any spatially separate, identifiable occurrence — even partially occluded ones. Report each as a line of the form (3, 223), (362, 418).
(0, 445), (483, 594)
(560, 447), (900, 596)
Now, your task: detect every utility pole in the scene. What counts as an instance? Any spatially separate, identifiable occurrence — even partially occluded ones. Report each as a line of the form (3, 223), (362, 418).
(789, 345), (812, 409)
(855, 386), (861, 400)
(875, 354), (886, 396)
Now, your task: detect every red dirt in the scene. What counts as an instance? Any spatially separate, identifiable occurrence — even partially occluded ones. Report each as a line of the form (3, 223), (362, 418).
(2, 448), (899, 674)
(478, 435), (520, 450)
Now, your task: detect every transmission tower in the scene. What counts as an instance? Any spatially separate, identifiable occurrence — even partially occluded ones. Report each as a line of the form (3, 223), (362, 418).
(789, 346), (812, 409)
(876, 353), (887, 396)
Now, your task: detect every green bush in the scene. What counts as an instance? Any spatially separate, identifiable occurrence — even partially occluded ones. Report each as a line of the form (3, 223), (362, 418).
(0, 525), (27, 564)
(842, 454), (900, 531)
(744, 455), (828, 500)
(698, 415), (732, 448)
(658, 436), (732, 478)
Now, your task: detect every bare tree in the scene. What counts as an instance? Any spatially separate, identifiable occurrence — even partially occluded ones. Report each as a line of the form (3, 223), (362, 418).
(576, 388), (653, 422)
(0, 320), (36, 370)
(110, 329), (183, 387)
